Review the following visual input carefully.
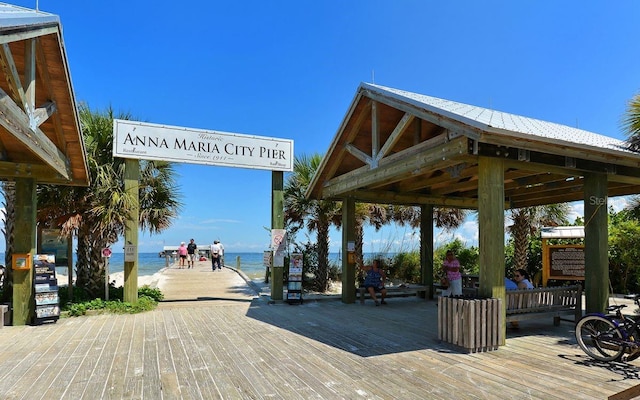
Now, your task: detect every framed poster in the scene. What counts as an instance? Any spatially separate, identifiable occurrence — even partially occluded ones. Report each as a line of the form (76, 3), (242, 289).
(40, 229), (69, 266)
(12, 253), (31, 270)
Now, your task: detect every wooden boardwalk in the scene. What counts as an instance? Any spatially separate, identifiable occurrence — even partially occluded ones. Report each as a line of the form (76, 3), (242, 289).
(0, 261), (638, 399)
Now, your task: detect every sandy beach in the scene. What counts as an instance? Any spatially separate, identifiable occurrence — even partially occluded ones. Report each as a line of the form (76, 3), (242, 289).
(56, 270), (164, 288)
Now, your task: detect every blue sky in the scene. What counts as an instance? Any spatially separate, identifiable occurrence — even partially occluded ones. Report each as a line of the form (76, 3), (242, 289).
(4, 0), (640, 254)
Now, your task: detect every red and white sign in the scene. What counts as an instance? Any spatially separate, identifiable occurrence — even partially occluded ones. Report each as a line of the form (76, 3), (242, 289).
(101, 247), (112, 258)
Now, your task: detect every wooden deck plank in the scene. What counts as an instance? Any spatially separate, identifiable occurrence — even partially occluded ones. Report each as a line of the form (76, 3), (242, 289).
(141, 312), (163, 399)
(36, 316), (111, 399)
(0, 263), (638, 399)
(77, 315), (126, 399)
(153, 309), (182, 400)
(162, 307), (202, 399)
(101, 313), (136, 399)
(0, 321), (76, 397)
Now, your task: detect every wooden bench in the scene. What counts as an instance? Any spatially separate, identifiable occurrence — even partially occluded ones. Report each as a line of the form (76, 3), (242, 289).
(358, 284), (428, 304)
(506, 284), (582, 326)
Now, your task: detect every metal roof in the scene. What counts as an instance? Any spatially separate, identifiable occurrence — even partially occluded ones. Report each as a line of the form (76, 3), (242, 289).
(540, 226), (585, 239)
(0, 2), (88, 186)
(307, 83), (640, 209)
(0, 4), (59, 29)
(363, 83), (629, 156)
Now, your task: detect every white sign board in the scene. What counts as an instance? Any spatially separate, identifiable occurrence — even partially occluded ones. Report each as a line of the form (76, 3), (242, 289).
(113, 119), (294, 172)
(124, 244), (136, 262)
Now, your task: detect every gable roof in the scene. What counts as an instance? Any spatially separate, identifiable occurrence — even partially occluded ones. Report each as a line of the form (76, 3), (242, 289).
(307, 83), (640, 209)
(0, 3), (88, 186)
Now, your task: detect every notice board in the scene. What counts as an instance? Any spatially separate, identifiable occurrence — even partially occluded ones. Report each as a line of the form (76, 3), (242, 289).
(542, 244), (585, 286)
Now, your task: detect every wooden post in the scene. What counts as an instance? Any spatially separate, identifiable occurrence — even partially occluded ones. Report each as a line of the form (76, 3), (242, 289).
(584, 173), (608, 313)
(420, 204), (434, 299)
(123, 158), (139, 303)
(270, 171), (284, 301)
(478, 157), (505, 344)
(67, 235), (73, 301)
(12, 178), (36, 325)
(341, 197), (356, 303)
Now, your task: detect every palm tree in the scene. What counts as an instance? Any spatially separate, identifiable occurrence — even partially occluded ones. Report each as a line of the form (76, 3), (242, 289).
(284, 153), (341, 292)
(33, 104), (182, 297)
(623, 93), (640, 214)
(507, 204), (569, 274)
(623, 93), (640, 151)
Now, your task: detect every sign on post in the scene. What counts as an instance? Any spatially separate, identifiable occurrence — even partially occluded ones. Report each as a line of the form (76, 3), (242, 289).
(271, 229), (287, 267)
(113, 119), (293, 172)
(124, 244), (136, 262)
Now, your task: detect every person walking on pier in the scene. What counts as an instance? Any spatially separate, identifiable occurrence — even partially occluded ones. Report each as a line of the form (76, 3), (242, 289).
(187, 238), (197, 269)
(178, 242), (188, 269)
(210, 240), (222, 271)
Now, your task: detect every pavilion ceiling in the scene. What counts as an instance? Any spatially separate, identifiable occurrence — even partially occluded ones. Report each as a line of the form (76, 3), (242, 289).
(0, 7), (88, 187)
(307, 83), (640, 209)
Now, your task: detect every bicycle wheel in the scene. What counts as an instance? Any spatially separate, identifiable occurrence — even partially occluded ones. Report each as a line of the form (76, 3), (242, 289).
(575, 315), (625, 362)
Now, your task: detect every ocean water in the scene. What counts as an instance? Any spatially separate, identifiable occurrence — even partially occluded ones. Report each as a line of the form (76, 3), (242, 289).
(98, 252), (275, 279)
(0, 252), (352, 280)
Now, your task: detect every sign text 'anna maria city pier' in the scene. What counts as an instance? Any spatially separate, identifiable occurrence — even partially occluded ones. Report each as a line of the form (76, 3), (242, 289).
(113, 119), (293, 172)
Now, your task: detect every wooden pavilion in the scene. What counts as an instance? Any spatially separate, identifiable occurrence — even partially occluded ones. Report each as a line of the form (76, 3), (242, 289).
(306, 82), (640, 325)
(0, 5), (89, 325)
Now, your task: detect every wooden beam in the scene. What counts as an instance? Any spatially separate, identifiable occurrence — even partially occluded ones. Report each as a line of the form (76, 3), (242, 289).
(341, 197), (356, 304)
(371, 101), (379, 163)
(0, 161), (63, 182)
(584, 173), (609, 314)
(0, 25), (58, 45)
(362, 89), (484, 141)
(12, 178), (36, 325)
(397, 160), (478, 192)
(0, 43), (27, 110)
(35, 39), (66, 148)
(321, 135), (466, 198)
(482, 131), (640, 170)
(477, 156), (505, 345)
(420, 204), (434, 299)
(487, 143), (640, 180)
(271, 171), (284, 301)
(123, 159), (139, 303)
(321, 98), (372, 184)
(377, 113), (414, 161)
(343, 143), (373, 166)
(24, 39), (36, 120)
(0, 86), (70, 179)
(339, 189), (480, 208)
(32, 101), (57, 128)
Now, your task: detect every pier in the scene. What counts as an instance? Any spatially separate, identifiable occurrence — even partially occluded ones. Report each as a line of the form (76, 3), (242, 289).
(0, 261), (636, 399)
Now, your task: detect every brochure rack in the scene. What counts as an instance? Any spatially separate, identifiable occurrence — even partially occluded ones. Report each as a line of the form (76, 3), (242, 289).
(33, 254), (59, 324)
(286, 253), (303, 305)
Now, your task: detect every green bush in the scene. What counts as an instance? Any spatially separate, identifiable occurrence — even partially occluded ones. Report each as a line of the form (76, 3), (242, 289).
(60, 285), (163, 316)
(387, 252), (421, 283)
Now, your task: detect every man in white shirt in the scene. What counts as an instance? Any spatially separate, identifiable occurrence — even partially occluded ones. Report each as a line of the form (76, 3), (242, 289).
(218, 240), (225, 268)
(210, 240), (222, 271)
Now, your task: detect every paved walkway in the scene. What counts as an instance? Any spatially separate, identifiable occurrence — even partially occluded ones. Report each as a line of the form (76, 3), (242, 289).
(0, 262), (638, 399)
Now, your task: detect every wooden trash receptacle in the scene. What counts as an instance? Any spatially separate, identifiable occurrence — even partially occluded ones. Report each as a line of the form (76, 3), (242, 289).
(438, 296), (503, 353)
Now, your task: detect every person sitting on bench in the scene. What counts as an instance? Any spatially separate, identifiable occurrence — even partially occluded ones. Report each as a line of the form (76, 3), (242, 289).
(361, 259), (387, 306)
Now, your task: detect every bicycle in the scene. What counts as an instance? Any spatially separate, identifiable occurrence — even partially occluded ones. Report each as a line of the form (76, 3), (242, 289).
(575, 294), (640, 362)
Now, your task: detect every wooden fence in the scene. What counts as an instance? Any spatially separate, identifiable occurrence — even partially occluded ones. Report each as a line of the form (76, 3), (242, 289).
(438, 297), (503, 353)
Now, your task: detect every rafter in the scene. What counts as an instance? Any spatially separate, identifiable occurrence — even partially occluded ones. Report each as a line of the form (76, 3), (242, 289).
(321, 136), (468, 198)
(377, 113), (414, 161)
(0, 86), (70, 179)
